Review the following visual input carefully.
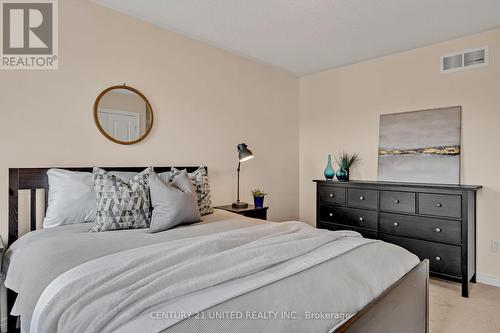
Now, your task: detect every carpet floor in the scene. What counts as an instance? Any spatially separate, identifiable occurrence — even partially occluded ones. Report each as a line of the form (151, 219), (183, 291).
(430, 278), (500, 332)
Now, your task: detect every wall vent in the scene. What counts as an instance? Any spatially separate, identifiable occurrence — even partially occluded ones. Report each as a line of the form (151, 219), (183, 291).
(441, 47), (488, 73)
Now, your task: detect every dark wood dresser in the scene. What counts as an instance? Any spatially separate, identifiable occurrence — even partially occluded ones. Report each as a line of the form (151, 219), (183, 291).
(314, 180), (481, 297)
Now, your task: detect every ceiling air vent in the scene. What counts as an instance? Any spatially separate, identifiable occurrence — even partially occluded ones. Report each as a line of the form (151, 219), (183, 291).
(441, 47), (488, 73)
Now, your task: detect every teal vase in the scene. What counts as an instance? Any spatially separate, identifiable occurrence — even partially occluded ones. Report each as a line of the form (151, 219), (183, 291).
(336, 168), (349, 182)
(324, 154), (335, 180)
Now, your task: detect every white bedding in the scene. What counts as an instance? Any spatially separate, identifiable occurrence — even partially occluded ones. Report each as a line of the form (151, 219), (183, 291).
(4, 210), (255, 332)
(4, 210), (420, 333)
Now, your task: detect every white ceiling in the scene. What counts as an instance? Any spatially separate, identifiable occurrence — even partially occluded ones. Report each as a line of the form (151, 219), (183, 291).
(92, 0), (500, 76)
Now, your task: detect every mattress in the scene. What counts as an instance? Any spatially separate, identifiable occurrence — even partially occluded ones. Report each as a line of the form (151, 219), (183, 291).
(3, 209), (419, 333)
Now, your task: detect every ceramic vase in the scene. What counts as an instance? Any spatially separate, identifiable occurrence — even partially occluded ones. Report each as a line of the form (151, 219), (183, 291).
(336, 168), (349, 182)
(324, 154), (335, 180)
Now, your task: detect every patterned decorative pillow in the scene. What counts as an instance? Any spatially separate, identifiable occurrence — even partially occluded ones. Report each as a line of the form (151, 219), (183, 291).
(170, 166), (213, 216)
(90, 167), (152, 232)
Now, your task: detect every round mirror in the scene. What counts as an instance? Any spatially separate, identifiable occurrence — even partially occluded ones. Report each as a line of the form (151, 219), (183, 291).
(93, 85), (154, 145)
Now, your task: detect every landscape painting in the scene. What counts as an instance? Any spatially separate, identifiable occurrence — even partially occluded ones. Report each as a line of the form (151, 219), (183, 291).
(378, 106), (461, 184)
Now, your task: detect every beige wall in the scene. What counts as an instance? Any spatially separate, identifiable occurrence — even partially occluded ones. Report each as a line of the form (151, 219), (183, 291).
(300, 28), (500, 278)
(0, 0), (299, 243)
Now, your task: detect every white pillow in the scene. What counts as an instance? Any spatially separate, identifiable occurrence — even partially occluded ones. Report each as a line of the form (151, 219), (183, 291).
(43, 169), (97, 228)
(43, 169), (143, 228)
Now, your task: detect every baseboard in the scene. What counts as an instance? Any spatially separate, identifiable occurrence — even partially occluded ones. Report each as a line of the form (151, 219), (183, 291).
(476, 272), (500, 288)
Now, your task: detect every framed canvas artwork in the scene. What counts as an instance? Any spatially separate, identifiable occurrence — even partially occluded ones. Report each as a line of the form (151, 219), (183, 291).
(378, 106), (461, 184)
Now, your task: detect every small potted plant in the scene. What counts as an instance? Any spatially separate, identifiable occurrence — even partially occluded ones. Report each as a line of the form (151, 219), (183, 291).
(335, 151), (359, 182)
(251, 189), (267, 208)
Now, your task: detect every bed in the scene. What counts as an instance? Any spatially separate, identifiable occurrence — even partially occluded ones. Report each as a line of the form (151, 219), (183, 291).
(5, 167), (429, 333)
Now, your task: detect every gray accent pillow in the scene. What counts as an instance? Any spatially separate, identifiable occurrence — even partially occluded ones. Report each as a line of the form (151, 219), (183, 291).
(171, 166), (213, 216)
(90, 167), (152, 232)
(157, 171), (171, 183)
(43, 169), (97, 228)
(149, 170), (201, 233)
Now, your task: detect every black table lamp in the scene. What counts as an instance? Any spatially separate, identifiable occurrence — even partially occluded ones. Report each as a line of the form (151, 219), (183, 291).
(232, 143), (254, 208)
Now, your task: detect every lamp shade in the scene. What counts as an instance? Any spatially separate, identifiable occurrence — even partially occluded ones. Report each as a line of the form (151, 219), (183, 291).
(237, 143), (254, 162)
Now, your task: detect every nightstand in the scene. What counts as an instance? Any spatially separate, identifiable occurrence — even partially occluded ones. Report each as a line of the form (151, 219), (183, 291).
(215, 205), (268, 220)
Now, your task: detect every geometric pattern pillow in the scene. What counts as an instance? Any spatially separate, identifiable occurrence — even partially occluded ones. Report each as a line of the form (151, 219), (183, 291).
(90, 167), (152, 232)
(171, 166), (213, 216)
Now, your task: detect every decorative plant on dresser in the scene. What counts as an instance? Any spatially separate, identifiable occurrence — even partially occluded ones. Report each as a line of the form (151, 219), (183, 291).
(313, 179), (481, 297)
(335, 151), (358, 182)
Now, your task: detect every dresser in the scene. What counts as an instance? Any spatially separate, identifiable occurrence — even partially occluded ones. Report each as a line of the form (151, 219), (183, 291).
(314, 180), (481, 297)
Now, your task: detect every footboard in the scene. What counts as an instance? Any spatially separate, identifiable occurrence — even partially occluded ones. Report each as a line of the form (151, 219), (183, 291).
(336, 259), (429, 333)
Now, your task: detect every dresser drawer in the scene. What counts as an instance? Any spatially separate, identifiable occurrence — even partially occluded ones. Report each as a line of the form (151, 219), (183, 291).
(319, 205), (378, 231)
(347, 188), (378, 210)
(418, 193), (461, 218)
(318, 222), (378, 239)
(379, 212), (461, 245)
(380, 191), (415, 213)
(381, 234), (461, 278)
(318, 186), (346, 205)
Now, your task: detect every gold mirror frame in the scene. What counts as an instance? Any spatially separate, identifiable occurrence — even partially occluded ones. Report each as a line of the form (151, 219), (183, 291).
(93, 85), (154, 145)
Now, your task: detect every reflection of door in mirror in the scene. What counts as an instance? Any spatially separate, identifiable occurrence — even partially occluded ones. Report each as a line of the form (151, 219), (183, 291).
(97, 88), (149, 142)
(97, 109), (140, 142)
(94, 86), (153, 145)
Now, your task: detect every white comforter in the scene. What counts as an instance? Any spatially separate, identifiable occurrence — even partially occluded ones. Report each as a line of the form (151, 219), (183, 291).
(30, 221), (372, 333)
(5, 210), (419, 333)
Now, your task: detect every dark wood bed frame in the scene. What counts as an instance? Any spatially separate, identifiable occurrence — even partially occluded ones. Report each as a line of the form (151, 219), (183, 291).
(7, 167), (429, 333)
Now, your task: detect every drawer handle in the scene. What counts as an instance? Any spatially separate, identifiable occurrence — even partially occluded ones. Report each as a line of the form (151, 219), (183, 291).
(359, 216), (365, 222)
(436, 203), (442, 207)
(329, 193), (334, 198)
(359, 196), (365, 200)
(435, 227), (441, 233)
(394, 199), (400, 204)
(435, 256), (441, 261)
(393, 222), (399, 227)
(329, 213), (333, 217)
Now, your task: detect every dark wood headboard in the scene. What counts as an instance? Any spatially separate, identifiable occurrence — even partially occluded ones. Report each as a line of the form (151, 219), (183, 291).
(8, 166), (205, 246)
